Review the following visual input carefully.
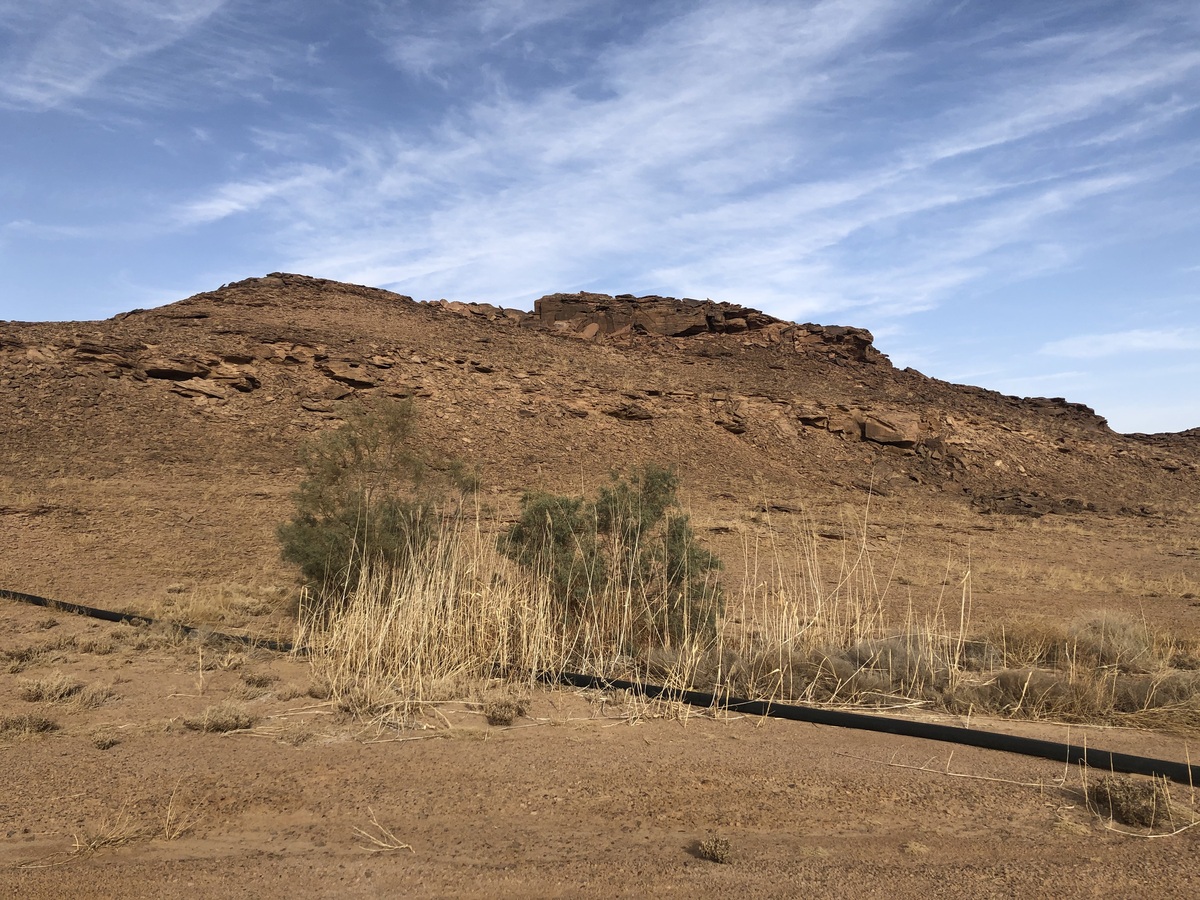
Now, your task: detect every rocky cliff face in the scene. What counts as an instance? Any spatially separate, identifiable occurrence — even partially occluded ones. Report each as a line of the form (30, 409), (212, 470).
(528, 292), (881, 362)
(422, 287), (880, 362)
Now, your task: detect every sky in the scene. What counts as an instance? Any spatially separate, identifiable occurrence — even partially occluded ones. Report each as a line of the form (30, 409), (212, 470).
(1, 1), (1198, 433)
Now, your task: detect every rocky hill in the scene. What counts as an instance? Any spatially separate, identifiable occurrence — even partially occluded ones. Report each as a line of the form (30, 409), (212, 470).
(2, 273), (1198, 620)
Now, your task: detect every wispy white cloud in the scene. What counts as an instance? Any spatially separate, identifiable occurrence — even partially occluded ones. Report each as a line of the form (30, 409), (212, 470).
(157, 0), (1190, 327)
(0, 0), (228, 110)
(171, 166), (333, 227)
(1040, 328), (1200, 358)
(2, 219), (97, 240)
(371, 0), (606, 79)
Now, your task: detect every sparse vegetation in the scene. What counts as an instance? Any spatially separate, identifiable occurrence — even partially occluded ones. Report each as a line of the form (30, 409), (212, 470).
(277, 398), (475, 605)
(483, 697), (527, 726)
(76, 682), (118, 709)
(294, 465), (1200, 733)
(276, 720), (317, 746)
(184, 700), (259, 733)
(2, 641), (65, 673)
(501, 465), (723, 649)
(307, 678), (334, 700)
(1088, 774), (1178, 830)
(278, 396), (1200, 733)
(161, 781), (198, 841)
(0, 713), (59, 737)
(91, 729), (120, 750)
(242, 671), (279, 688)
(353, 808), (414, 853)
(147, 580), (285, 630)
(696, 835), (732, 864)
(299, 519), (559, 720)
(18, 672), (82, 703)
(68, 805), (144, 858)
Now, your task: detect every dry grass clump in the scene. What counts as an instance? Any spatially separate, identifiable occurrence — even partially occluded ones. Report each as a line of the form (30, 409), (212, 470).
(710, 515), (1200, 730)
(161, 782), (199, 841)
(235, 670), (281, 700)
(696, 835), (733, 864)
(70, 806), (145, 858)
(18, 672), (83, 703)
(274, 683), (308, 701)
(146, 581), (284, 629)
(295, 495), (1200, 735)
(91, 729), (120, 750)
(0, 713), (59, 737)
(306, 678), (333, 700)
(184, 700), (259, 733)
(18, 673), (117, 709)
(1088, 775), (1179, 829)
(242, 671), (279, 688)
(276, 720), (317, 746)
(483, 697), (528, 726)
(728, 613), (1200, 732)
(299, 518), (567, 722)
(2, 641), (63, 673)
(932, 616), (1200, 730)
(76, 683), (118, 709)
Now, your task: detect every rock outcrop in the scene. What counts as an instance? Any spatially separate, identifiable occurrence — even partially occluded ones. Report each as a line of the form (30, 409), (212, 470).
(531, 292), (879, 362)
(406, 285), (881, 362)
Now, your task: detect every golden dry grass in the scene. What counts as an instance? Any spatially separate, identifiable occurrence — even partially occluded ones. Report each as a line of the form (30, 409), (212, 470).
(184, 700), (259, 733)
(294, 509), (1200, 734)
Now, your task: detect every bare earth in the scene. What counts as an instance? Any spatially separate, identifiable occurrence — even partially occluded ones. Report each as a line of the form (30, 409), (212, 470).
(2, 274), (1199, 897)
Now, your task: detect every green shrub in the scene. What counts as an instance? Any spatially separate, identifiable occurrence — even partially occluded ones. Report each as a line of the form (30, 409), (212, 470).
(500, 464), (722, 648)
(500, 491), (600, 610)
(277, 399), (473, 602)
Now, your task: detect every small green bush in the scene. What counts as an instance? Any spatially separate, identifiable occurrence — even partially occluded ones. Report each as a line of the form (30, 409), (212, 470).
(500, 464), (722, 648)
(277, 399), (473, 603)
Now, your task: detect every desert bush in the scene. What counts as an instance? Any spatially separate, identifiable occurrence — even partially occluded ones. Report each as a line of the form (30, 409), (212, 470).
(277, 398), (474, 604)
(500, 465), (723, 649)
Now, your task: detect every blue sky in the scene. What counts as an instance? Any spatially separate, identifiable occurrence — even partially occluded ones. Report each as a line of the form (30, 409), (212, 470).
(2, 1), (1198, 433)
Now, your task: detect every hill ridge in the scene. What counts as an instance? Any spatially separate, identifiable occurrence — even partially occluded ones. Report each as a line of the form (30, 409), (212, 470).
(1, 272), (1197, 612)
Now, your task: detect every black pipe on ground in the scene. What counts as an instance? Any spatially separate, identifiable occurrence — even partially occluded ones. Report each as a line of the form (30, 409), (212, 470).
(3, 586), (1196, 785)
(556, 672), (1200, 786)
(0, 587), (296, 654)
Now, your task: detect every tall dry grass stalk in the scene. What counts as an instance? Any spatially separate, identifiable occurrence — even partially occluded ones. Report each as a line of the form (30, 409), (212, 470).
(299, 505), (1200, 732)
(300, 516), (559, 719)
(299, 508), (725, 722)
(718, 507), (974, 706)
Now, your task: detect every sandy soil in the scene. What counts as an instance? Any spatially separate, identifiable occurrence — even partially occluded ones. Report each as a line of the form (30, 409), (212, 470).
(2, 599), (1197, 899)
